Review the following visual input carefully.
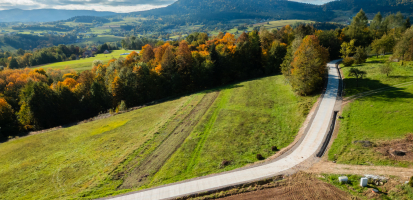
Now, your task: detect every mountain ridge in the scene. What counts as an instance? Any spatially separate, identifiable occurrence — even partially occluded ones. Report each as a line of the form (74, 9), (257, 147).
(0, 9), (116, 22)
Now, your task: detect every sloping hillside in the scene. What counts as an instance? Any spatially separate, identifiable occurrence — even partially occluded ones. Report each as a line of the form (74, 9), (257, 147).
(0, 75), (317, 199)
(323, 0), (413, 13)
(0, 9), (115, 22)
(135, 0), (332, 21)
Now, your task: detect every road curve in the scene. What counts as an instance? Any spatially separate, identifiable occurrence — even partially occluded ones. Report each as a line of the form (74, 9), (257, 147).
(106, 60), (341, 200)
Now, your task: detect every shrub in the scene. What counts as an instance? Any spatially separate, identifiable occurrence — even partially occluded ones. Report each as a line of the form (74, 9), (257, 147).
(272, 146), (278, 151)
(257, 154), (265, 160)
(353, 47), (368, 64)
(380, 62), (393, 77)
(409, 176), (413, 187)
(118, 100), (127, 112)
(342, 57), (355, 67)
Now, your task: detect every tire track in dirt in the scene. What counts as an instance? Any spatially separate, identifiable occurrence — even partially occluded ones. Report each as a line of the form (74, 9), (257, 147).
(120, 92), (220, 189)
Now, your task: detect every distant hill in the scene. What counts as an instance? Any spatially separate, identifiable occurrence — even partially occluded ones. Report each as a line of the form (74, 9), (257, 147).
(66, 16), (110, 23)
(323, 0), (413, 14)
(0, 9), (116, 22)
(134, 0), (332, 21)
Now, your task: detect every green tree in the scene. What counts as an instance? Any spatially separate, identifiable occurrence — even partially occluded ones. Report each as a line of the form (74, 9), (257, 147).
(371, 34), (395, 57)
(266, 40), (287, 74)
(16, 48), (25, 56)
(8, 58), (18, 69)
(348, 68), (367, 87)
(18, 82), (60, 130)
(353, 46), (368, 64)
(340, 40), (356, 58)
(346, 9), (372, 47)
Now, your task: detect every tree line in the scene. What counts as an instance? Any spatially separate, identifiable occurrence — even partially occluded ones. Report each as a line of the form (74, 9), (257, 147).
(1, 9), (412, 139)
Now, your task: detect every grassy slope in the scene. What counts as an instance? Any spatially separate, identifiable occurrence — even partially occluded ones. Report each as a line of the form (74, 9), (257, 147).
(342, 55), (413, 97)
(35, 50), (138, 72)
(329, 56), (413, 167)
(0, 96), (187, 200)
(147, 76), (316, 188)
(0, 75), (317, 200)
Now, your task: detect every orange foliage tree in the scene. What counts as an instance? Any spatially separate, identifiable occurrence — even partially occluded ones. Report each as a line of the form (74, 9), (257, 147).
(290, 35), (329, 95)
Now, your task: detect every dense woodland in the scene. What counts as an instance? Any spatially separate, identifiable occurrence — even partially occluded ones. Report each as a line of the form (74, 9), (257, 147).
(0, 34), (75, 51)
(0, 10), (412, 140)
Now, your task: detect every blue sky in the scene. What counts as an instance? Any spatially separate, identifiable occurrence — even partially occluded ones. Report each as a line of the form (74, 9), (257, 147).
(0, 0), (336, 13)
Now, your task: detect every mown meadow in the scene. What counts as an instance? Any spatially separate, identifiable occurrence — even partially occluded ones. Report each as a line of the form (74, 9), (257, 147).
(0, 75), (317, 199)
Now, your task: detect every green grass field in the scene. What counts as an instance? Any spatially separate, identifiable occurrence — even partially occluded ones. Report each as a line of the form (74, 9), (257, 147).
(0, 75), (317, 199)
(35, 50), (139, 72)
(329, 56), (413, 167)
(341, 55), (413, 97)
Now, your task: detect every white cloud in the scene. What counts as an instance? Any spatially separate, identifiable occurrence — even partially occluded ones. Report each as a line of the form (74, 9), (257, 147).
(0, 0), (175, 12)
(288, 0), (334, 5)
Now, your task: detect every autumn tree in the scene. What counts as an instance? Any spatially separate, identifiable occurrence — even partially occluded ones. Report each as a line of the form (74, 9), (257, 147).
(141, 44), (155, 63)
(176, 41), (192, 89)
(290, 35), (329, 95)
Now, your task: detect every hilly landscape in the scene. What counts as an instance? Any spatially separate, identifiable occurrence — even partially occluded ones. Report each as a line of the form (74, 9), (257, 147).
(2, 0), (413, 200)
(0, 9), (116, 22)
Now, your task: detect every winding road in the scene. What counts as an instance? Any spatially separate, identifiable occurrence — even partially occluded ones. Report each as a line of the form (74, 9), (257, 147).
(105, 60), (342, 200)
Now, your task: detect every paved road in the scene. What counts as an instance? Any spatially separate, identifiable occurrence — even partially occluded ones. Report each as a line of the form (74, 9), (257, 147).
(107, 60), (341, 200)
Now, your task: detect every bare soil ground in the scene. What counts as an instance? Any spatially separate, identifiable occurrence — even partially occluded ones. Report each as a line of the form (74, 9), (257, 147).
(182, 172), (351, 200)
(375, 135), (413, 162)
(306, 161), (413, 182)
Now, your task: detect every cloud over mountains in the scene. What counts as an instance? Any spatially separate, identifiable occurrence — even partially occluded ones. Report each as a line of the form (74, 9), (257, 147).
(0, 0), (334, 12)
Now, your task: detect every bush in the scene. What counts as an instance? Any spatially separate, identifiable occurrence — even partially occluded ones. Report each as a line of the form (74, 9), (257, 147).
(353, 47), (368, 64)
(118, 100), (127, 112)
(257, 154), (265, 160)
(342, 57), (355, 67)
(380, 62), (393, 77)
(409, 176), (413, 187)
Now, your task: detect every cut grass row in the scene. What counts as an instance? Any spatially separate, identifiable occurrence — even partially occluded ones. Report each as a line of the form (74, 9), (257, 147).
(0, 75), (317, 200)
(329, 55), (413, 167)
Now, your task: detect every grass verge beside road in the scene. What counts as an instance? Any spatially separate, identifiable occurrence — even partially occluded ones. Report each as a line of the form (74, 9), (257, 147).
(329, 55), (413, 167)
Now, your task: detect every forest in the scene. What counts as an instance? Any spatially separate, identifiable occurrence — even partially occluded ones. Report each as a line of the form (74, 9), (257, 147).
(0, 9), (412, 140)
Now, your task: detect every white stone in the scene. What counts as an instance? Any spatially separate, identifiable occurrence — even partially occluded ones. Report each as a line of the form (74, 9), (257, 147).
(360, 178), (368, 187)
(339, 176), (348, 183)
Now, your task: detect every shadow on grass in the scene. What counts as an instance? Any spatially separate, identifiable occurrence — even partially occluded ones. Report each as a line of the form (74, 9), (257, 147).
(344, 78), (413, 100)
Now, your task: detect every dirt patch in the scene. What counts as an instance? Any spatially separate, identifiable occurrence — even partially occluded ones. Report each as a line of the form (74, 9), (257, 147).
(179, 172), (351, 200)
(376, 137), (413, 162)
(306, 161), (413, 181)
